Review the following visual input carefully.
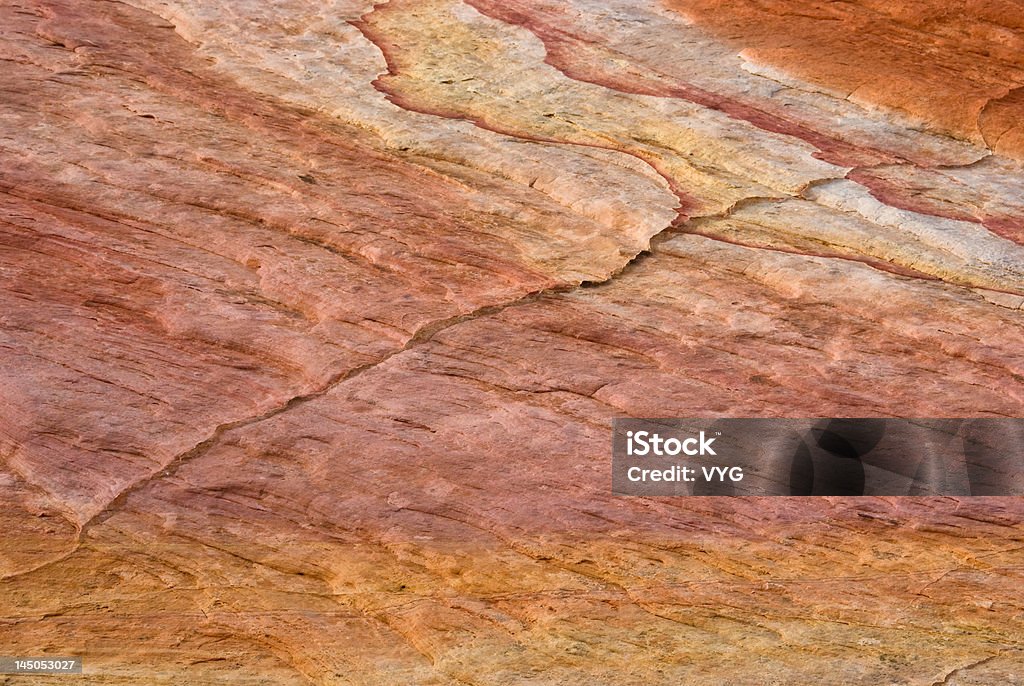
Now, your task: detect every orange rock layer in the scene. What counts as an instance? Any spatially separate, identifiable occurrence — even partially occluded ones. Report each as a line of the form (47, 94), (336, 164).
(669, 0), (1024, 158)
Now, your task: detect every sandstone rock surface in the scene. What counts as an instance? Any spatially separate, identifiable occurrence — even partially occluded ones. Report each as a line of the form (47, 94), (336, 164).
(670, 0), (1024, 158)
(1, 1), (1023, 684)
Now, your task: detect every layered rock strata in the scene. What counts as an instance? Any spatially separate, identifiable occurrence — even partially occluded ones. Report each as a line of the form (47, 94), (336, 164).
(1, 1), (1023, 684)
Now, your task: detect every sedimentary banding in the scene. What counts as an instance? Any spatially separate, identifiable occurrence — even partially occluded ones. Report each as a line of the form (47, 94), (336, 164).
(2, 0), (1023, 683)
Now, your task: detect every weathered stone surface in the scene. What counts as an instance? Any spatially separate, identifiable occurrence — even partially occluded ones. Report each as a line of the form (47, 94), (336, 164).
(2, 0), (1023, 684)
(669, 0), (1024, 159)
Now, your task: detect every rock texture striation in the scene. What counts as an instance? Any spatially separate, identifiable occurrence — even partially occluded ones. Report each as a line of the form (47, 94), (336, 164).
(1, 0), (1023, 684)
